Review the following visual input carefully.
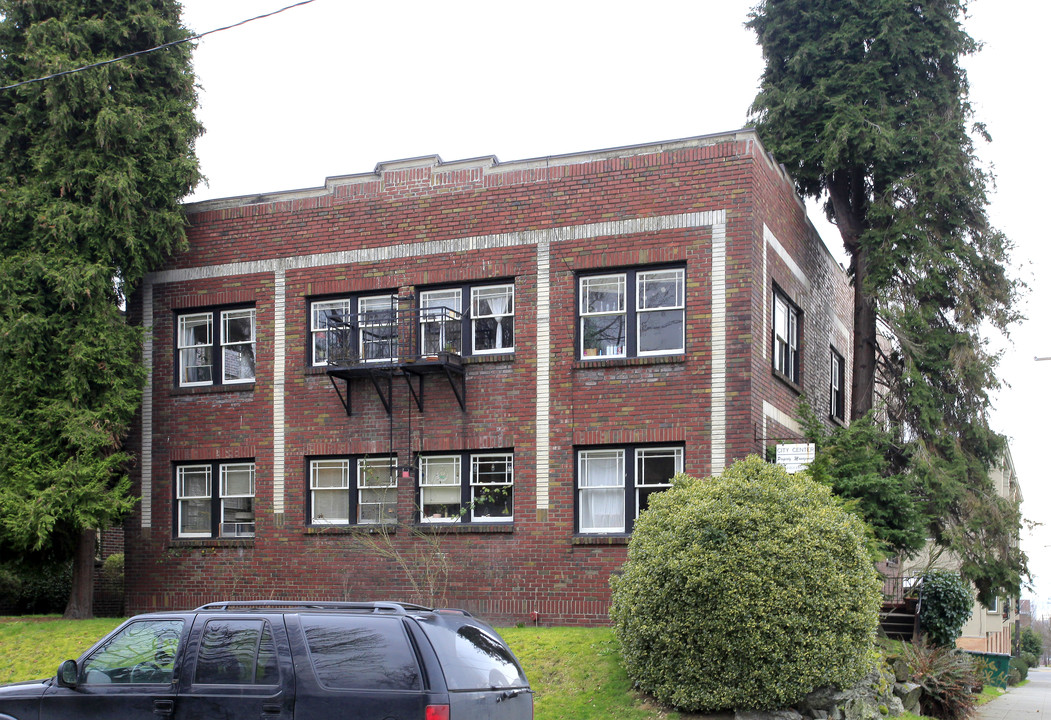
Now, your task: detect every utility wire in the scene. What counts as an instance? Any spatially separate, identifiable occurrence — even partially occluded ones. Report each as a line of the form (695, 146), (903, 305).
(0, 0), (318, 92)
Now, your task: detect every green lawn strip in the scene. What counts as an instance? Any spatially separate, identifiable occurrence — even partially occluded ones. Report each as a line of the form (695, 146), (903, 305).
(498, 626), (685, 720)
(0, 617), (124, 685)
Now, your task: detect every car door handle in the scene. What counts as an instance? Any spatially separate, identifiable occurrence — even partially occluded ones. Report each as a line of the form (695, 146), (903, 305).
(262, 703), (282, 717)
(154, 698), (174, 717)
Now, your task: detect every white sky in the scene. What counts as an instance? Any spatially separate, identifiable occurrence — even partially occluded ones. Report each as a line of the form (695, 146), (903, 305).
(179, 0), (1051, 612)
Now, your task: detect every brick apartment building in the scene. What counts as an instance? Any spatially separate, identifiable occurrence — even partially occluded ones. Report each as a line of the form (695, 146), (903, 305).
(124, 130), (853, 625)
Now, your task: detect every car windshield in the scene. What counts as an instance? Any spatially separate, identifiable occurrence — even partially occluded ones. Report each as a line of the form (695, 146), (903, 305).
(418, 618), (528, 690)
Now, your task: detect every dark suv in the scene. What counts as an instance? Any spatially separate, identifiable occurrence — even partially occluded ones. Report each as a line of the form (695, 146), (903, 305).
(0, 601), (532, 720)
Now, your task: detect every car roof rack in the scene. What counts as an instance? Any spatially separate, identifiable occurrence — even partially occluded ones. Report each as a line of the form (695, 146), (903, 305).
(192, 600), (435, 614)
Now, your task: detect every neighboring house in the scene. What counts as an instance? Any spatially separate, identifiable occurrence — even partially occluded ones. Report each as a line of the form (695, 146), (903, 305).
(124, 130), (853, 624)
(900, 447), (1022, 653)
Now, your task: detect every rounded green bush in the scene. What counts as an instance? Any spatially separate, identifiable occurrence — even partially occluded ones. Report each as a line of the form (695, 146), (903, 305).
(917, 571), (973, 647)
(610, 456), (882, 713)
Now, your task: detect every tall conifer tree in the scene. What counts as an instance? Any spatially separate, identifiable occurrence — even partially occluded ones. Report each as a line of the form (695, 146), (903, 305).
(748, 0), (1025, 602)
(0, 0), (202, 617)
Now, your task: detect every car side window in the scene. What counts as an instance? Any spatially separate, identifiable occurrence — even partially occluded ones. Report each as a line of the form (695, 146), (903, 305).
(301, 615), (421, 690)
(194, 619), (279, 685)
(81, 619), (184, 685)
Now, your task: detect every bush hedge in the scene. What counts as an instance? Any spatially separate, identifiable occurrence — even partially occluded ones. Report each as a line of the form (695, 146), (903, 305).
(610, 456), (882, 712)
(917, 571), (973, 647)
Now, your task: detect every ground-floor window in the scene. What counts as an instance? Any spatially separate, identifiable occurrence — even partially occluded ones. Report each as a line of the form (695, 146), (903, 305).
(307, 456), (397, 526)
(576, 445), (683, 534)
(418, 451), (514, 524)
(175, 461), (255, 538)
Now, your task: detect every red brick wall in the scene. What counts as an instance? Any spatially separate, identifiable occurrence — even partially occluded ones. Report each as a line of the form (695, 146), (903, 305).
(124, 133), (851, 625)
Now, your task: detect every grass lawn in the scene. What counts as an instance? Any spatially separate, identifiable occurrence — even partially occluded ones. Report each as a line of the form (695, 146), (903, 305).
(0, 618), (949, 720)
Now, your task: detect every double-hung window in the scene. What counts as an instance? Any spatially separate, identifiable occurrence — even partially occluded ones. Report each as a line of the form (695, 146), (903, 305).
(830, 348), (845, 420)
(579, 267), (684, 359)
(773, 289), (801, 384)
(175, 461), (255, 538)
(418, 282), (515, 356)
(178, 307), (256, 386)
(577, 446), (682, 534)
(418, 451), (514, 523)
(310, 294), (397, 366)
(307, 456), (396, 525)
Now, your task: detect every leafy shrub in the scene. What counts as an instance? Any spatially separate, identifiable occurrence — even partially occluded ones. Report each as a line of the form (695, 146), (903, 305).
(1008, 656), (1029, 683)
(0, 561), (72, 614)
(918, 571), (973, 647)
(1021, 626), (1043, 658)
(901, 641), (979, 720)
(610, 456), (881, 712)
(1020, 651), (1038, 669)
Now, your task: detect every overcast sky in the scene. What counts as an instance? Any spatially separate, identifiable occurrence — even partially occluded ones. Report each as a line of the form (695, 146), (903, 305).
(178, 0), (1051, 612)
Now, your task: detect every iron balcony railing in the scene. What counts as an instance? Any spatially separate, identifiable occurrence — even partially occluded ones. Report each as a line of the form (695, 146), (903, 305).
(321, 305), (470, 368)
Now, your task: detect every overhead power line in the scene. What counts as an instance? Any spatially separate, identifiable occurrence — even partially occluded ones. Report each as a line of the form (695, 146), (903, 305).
(0, 0), (318, 92)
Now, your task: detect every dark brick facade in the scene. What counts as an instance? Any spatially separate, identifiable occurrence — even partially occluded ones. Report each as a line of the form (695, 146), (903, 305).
(124, 131), (852, 625)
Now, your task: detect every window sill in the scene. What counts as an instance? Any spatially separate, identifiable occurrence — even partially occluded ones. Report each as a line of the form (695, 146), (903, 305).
(772, 369), (801, 394)
(304, 525), (398, 535)
(171, 382), (255, 396)
(572, 535), (630, 546)
(574, 354), (685, 370)
(168, 538), (255, 548)
(412, 523), (515, 534)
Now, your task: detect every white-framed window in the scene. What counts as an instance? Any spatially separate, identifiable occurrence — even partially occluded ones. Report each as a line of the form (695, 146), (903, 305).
(310, 298), (352, 366)
(310, 294), (397, 366)
(419, 455), (461, 522)
(309, 459), (350, 524)
(579, 267), (685, 359)
(773, 289), (800, 383)
(470, 454), (514, 522)
(308, 456), (397, 525)
(176, 461), (255, 538)
(471, 284), (515, 354)
(176, 465), (212, 537)
(357, 457), (397, 524)
(358, 296), (398, 362)
(987, 597), (1000, 614)
(578, 449), (625, 533)
(830, 348), (845, 420)
(577, 445), (683, 534)
(177, 307), (256, 387)
(220, 464), (256, 537)
(420, 289), (463, 355)
(416, 451), (515, 524)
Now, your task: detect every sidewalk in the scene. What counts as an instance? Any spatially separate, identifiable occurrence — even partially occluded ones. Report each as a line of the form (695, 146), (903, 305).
(975, 666), (1051, 719)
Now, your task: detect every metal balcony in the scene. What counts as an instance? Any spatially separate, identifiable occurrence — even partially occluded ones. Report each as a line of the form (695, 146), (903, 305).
(323, 306), (467, 414)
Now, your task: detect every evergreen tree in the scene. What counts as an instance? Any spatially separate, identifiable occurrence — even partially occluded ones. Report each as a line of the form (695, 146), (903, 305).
(0, 0), (202, 617)
(748, 0), (1026, 603)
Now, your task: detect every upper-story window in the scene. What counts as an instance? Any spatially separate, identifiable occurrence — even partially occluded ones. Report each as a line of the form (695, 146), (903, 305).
(579, 267), (685, 359)
(310, 294), (397, 366)
(177, 307), (256, 387)
(830, 348), (845, 420)
(772, 289), (800, 384)
(417, 451), (514, 524)
(419, 282), (515, 356)
(576, 445), (683, 534)
(308, 455), (397, 525)
(175, 461), (255, 538)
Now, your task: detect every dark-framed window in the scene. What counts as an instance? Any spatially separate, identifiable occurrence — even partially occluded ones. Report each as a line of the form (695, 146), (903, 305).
(309, 293), (397, 366)
(576, 445), (683, 534)
(772, 288), (801, 384)
(177, 306), (256, 386)
(578, 266), (685, 360)
(418, 281), (515, 356)
(307, 455), (397, 525)
(417, 451), (514, 523)
(830, 347), (845, 420)
(175, 461), (255, 538)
